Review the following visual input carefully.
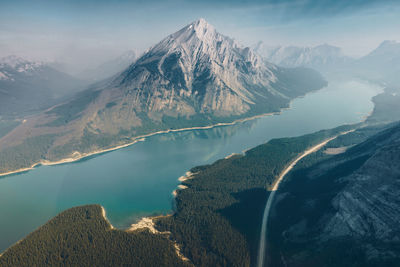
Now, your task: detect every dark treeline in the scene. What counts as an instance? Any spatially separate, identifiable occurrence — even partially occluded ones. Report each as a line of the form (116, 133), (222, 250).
(156, 124), (355, 266)
(267, 123), (399, 266)
(0, 124), (360, 266)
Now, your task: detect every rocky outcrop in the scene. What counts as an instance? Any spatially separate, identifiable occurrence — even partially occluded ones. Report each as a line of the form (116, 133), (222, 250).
(0, 19), (326, 174)
(270, 123), (400, 266)
(106, 19), (324, 119)
(324, 130), (400, 243)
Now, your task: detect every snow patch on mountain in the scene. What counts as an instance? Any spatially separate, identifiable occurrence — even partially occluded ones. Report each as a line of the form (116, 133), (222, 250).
(0, 55), (43, 73)
(115, 18), (289, 117)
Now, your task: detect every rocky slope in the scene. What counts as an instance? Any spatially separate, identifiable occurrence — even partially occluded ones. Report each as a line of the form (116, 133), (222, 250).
(105, 19), (325, 119)
(269, 123), (400, 266)
(0, 19), (326, 174)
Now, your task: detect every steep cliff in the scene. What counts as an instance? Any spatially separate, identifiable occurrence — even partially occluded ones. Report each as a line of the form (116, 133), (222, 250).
(270, 123), (400, 266)
(0, 19), (326, 174)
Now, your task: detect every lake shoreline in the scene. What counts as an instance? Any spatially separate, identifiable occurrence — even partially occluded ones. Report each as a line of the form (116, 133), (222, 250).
(0, 79), (383, 256)
(0, 110), (285, 178)
(1, 82), (333, 178)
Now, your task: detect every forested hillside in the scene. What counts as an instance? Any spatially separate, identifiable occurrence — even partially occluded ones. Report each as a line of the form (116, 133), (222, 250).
(268, 123), (400, 266)
(0, 205), (191, 267)
(0, 125), (357, 266)
(0, 19), (326, 176)
(2, 122), (395, 266)
(155, 125), (356, 266)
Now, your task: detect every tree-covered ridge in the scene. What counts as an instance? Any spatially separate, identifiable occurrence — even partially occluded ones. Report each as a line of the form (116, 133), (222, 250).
(0, 205), (191, 267)
(155, 124), (356, 266)
(267, 123), (400, 266)
(0, 125), (356, 267)
(9, 121), (392, 267)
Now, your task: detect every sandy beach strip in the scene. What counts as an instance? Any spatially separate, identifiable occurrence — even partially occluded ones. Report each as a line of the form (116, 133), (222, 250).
(0, 86), (327, 178)
(101, 206), (115, 230)
(178, 171), (194, 182)
(0, 111), (281, 177)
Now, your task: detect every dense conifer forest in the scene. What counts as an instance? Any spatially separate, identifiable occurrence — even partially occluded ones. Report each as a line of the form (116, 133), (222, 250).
(156, 124), (356, 266)
(267, 123), (399, 266)
(0, 205), (191, 267)
(1, 123), (389, 266)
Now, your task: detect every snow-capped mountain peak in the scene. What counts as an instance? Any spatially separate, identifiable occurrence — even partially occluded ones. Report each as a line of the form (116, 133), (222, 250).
(143, 18), (264, 73)
(182, 18), (216, 40)
(151, 18), (228, 55)
(0, 55), (43, 73)
(0, 18), (326, 169)
(117, 19), (281, 111)
(107, 19), (326, 120)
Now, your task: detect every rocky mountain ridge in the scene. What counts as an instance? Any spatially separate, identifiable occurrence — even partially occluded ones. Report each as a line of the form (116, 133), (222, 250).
(270, 123), (400, 266)
(0, 19), (327, 174)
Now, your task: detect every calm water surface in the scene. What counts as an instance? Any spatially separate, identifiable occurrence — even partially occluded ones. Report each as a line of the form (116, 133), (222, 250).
(0, 79), (381, 252)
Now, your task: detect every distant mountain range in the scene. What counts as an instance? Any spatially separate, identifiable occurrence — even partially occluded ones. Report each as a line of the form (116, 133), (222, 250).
(254, 40), (400, 83)
(0, 55), (86, 116)
(1, 21), (399, 267)
(0, 18), (326, 174)
(253, 42), (351, 70)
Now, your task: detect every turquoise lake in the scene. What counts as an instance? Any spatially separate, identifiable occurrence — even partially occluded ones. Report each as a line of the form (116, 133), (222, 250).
(0, 78), (382, 252)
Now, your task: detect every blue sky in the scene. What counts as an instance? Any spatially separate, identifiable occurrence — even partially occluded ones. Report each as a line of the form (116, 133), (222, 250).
(1, 0), (399, 70)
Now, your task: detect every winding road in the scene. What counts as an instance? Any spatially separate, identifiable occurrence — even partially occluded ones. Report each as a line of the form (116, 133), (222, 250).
(256, 131), (353, 267)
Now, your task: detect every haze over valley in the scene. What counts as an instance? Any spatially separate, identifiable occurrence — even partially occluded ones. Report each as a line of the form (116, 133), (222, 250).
(0, 1), (399, 266)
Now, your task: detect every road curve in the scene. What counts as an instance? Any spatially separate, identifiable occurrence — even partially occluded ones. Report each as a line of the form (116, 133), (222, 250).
(256, 131), (353, 267)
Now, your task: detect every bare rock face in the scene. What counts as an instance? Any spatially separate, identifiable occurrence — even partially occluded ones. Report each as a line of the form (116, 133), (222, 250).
(111, 18), (286, 118)
(270, 124), (400, 266)
(324, 135), (400, 243)
(0, 19), (326, 172)
(44, 18), (324, 141)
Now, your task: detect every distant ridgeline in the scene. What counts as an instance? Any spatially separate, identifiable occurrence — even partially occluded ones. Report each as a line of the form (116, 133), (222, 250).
(2, 123), (382, 267)
(1, 21), (400, 267)
(0, 19), (326, 175)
